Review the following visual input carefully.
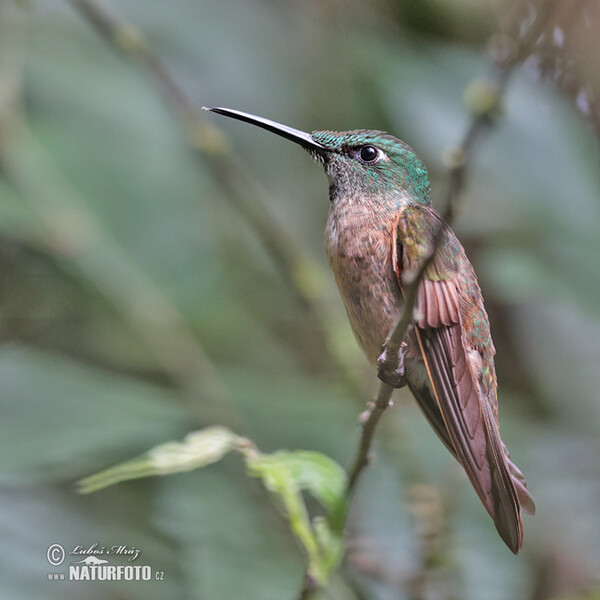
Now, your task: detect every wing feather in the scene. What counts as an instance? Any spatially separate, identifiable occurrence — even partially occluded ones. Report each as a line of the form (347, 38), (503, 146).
(395, 204), (535, 553)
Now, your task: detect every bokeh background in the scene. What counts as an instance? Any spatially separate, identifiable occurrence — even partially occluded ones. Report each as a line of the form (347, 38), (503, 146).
(1, 0), (599, 599)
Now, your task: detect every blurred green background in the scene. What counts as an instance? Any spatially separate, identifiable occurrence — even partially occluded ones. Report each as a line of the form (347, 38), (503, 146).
(1, 0), (599, 599)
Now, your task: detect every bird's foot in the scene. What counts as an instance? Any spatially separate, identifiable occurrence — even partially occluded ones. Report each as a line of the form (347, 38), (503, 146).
(377, 343), (408, 388)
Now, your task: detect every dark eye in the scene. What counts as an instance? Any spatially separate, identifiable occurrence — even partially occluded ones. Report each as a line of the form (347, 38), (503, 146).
(358, 145), (380, 164)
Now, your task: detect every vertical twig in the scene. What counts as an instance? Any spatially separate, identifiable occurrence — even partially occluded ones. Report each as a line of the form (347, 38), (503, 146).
(66, 0), (365, 395)
(347, 383), (394, 493)
(0, 129), (233, 422)
(325, 2), (559, 599)
(61, 1), (557, 597)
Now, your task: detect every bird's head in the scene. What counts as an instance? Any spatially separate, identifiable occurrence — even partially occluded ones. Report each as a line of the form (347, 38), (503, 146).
(205, 107), (431, 207)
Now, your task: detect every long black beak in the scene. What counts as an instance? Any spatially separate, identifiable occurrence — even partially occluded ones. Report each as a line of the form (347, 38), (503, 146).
(203, 107), (326, 152)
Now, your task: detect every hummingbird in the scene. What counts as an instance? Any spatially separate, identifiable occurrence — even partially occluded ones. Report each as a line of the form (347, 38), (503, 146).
(205, 107), (535, 553)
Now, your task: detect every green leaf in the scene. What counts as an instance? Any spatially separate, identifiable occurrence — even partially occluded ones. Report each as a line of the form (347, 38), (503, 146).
(78, 427), (348, 585)
(312, 516), (345, 579)
(249, 453), (321, 578)
(246, 450), (347, 584)
(270, 450), (348, 529)
(78, 426), (243, 493)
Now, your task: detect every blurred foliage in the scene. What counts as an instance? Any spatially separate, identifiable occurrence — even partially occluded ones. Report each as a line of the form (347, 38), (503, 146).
(0, 0), (599, 599)
(78, 426), (347, 585)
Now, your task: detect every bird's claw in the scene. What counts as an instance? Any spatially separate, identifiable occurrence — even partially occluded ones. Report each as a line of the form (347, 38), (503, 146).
(377, 343), (408, 388)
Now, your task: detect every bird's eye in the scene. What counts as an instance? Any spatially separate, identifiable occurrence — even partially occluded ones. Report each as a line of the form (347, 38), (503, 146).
(357, 145), (380, 164)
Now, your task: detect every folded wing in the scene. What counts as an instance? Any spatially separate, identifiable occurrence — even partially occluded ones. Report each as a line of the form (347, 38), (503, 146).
(394, 204), (535, 553)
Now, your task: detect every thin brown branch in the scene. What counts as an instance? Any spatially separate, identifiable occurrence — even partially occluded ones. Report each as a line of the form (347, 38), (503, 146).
(68, 0), (197, 119)
(347, 383), (394, 494)
(66, 2), (556, 598)
(377, 0), (559, 396)
(328, 4), (559, 599)
(297, 573), (316, 600)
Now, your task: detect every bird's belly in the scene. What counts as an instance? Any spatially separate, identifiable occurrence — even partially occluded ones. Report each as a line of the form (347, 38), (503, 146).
(325, 213), (431, 391)
(327, 245), (402, 367)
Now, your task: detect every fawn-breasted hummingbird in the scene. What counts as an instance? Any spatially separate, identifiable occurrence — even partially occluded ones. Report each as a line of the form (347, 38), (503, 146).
(205, 106), (535, 553)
